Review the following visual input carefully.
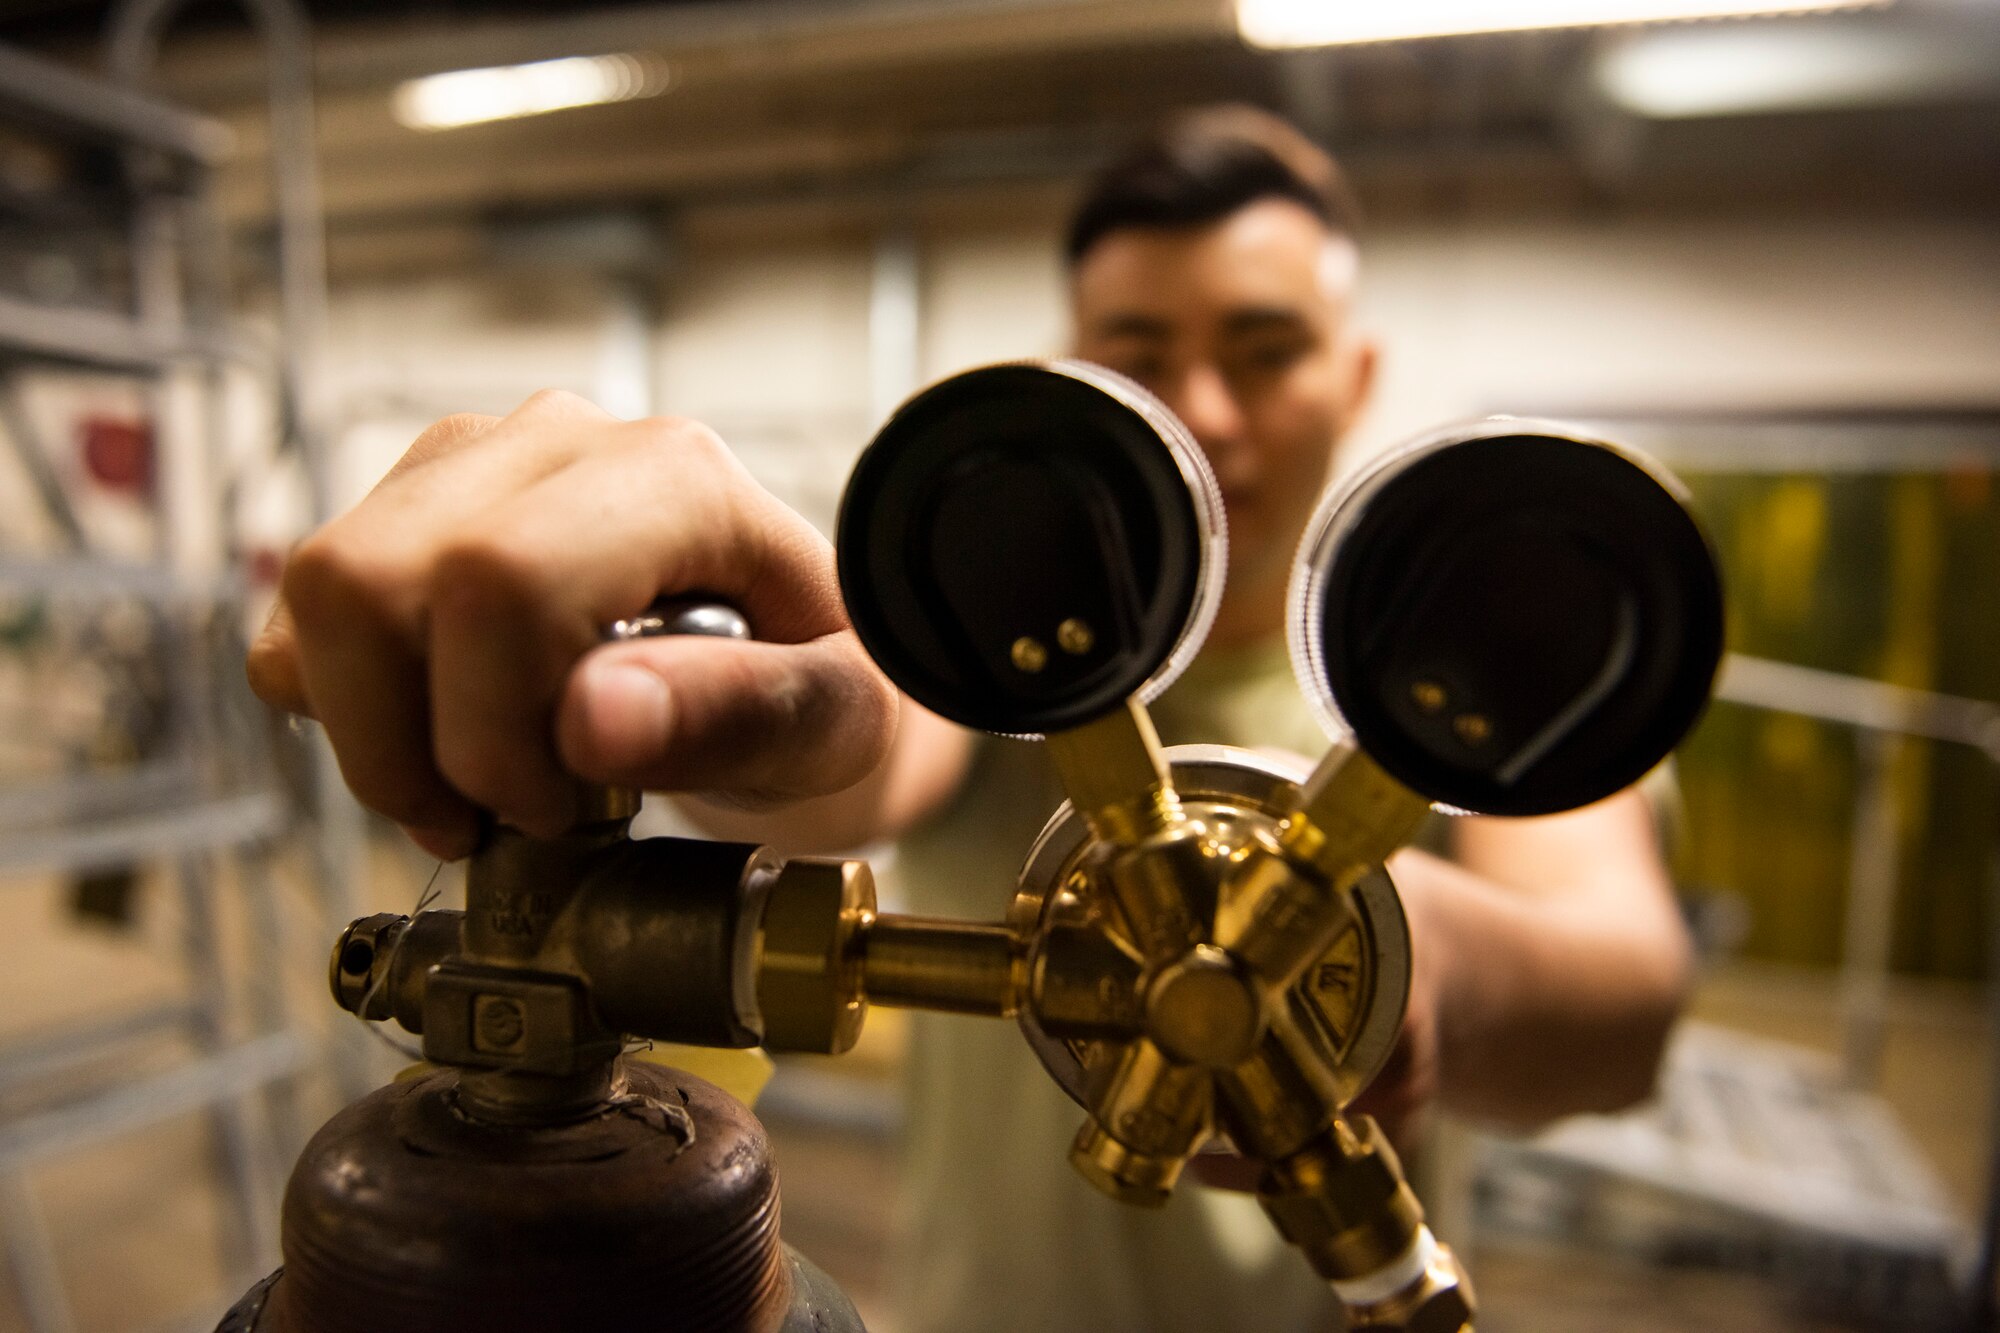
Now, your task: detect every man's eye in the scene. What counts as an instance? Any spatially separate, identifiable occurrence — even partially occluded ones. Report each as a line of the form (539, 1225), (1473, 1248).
(1109, 356), (1167, 383)
(1234, 341), (1308, 374)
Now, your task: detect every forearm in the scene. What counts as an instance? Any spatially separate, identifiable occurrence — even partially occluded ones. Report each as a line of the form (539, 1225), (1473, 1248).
(1391, 843), (1692, 1129)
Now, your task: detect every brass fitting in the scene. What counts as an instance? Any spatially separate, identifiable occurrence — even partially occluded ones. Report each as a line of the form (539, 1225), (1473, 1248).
(756, 856), (876, 1054)
(1069, 1115), (1189, 1208)
(1259, 1117), (1425, 1282)
(330, 909), (460, 1034)
(1344, 1237), (1476, 1333)
(1067, 1038), (1212, 1207)
(999, 726), (1444, 1331)
(330, 913), (408, 1019)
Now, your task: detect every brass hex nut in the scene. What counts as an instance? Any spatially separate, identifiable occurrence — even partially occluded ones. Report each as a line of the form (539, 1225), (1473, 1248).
(1406, 1278), (1474, 1333)
(1260, 1121), (1425, 1281)
(756, 857), (875, 1054)
(1262, 1147), (1401, 1246)
(1349, 1244), (1475, 1333)
(329, 913), (408, 1018)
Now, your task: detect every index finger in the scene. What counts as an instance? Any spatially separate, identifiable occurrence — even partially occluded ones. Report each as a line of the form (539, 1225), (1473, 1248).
(245, 411), (503, 717)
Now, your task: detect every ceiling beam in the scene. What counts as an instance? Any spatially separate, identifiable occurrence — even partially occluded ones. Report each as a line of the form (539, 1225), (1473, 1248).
(145, 0), (1234, 105)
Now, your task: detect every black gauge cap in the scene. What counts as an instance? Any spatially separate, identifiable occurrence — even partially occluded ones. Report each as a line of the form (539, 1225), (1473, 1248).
(1301, 427), (1723, 816)
(836, 362), (1221, 736)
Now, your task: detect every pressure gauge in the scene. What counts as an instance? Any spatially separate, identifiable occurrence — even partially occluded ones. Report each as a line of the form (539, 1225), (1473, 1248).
(1289, 419), (1724, 817)
(837, 360), (1226, 736)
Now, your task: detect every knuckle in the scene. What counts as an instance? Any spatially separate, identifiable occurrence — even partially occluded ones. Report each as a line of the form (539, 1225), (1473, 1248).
(519, 387), (592, 417)
(629, 414), (732, 465)
(349, 774), (454, 831)
(418, 412), (498, 450)
(834, 627), (893, 691)
(281, 531), (397, 630)
(429, 534), (544, 621)
(433, 735), (557, 831)
(859, 656), (899, 733)
(759, 642), (895, 796)
(828, 668), (899, 787)
(432, 735), (509, 810)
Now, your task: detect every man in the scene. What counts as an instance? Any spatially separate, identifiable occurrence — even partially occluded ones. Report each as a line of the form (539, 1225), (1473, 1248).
(250, 107), (1689, 1333)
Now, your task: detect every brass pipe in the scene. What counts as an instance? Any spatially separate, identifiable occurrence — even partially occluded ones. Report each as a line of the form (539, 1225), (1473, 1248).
(1260, 1116), (1424, 1281)
(858, 916), (1022, 1016)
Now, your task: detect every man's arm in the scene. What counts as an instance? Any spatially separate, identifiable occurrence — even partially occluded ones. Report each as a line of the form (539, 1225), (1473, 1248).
(1362, 788), (1691, 1137)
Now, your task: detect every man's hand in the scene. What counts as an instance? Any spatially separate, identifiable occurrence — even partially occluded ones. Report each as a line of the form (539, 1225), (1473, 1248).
(247, 390), (898, 860)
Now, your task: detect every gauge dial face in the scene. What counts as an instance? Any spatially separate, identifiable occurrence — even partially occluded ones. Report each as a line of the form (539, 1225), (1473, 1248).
(837, 360), (1225, 737)
(1289, 419), (1724, 817)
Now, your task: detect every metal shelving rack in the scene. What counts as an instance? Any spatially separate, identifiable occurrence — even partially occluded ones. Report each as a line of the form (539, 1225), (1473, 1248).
(0, 40), (315, 1333)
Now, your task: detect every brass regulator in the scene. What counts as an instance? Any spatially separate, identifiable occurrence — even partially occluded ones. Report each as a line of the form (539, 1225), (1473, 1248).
(239, 361), (1724, 1333)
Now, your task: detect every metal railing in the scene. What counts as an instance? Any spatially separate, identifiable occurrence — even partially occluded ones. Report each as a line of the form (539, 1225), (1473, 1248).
(1711, 652), (2000, 1328)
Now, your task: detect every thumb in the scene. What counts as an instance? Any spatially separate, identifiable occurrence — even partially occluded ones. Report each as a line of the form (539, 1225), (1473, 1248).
(556, 631), (896, 806)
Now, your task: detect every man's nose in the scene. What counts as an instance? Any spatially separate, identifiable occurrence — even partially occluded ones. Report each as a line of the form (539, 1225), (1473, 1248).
(1167, 363), (1248, 454)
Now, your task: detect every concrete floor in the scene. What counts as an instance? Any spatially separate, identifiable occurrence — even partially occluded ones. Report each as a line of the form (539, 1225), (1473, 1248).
(0, 843), (1990, 1333)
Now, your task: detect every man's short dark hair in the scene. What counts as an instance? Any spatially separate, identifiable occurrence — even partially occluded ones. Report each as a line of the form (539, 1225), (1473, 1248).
(1064, 105), (1362, 267)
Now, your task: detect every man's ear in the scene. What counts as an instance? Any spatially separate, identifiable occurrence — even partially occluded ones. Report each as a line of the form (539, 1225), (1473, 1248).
(1339, 332), (1380, 435)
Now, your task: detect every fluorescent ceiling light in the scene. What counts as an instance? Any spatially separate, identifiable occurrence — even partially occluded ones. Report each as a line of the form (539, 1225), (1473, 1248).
(393, 53), (672, 131)
(1236, 0), (1889, 48)
(1598, 22), (2000, 117)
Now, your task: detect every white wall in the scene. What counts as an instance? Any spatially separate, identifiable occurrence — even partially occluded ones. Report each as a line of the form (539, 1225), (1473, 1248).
(1356, 215), (2000, 458)
(314, 205), (2000, 528)
(655, 234), (877, 531)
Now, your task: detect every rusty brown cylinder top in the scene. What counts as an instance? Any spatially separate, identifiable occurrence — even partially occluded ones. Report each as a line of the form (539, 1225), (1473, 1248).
(262, 1060), (791, 1333)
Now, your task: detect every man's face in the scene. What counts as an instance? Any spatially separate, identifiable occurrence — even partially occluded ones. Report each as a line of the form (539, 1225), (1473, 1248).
(1070, 198), (1375, 603)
